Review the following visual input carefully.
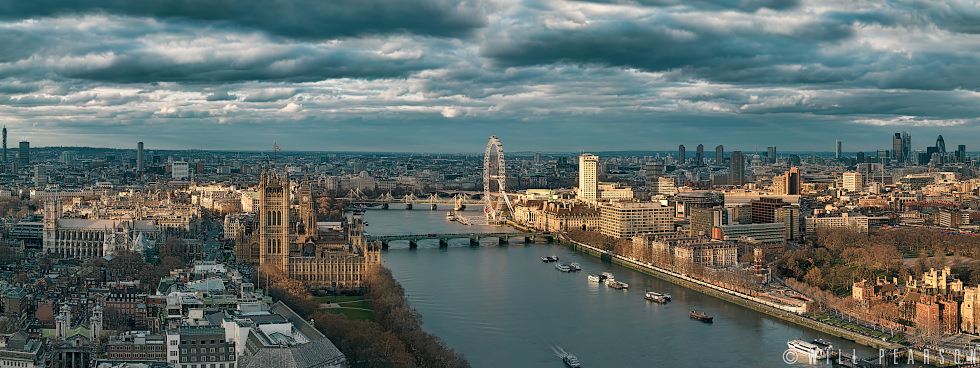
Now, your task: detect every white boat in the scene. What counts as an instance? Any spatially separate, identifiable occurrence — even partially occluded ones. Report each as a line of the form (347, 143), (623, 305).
(601, 272), (614, 280)
(787, 340), (828, 360)
(587, 274), (605, 282)
(562, 353), (581, 368)
(555, 263), (571, 272)
(446, 211), (455, 221)
(645, 291), (669, 303)
(569, 262), (581, 271)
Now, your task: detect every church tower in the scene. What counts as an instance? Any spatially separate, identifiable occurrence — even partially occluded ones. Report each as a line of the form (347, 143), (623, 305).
(43, 199), (61, 255)
(298, 176), (317, 241)
(259, 170), (290, 271)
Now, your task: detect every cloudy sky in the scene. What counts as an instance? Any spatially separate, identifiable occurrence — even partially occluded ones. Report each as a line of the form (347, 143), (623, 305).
(1, 0), (978, 153)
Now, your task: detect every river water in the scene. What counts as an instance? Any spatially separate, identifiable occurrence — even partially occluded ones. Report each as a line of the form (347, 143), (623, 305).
(365, 207), (912, 367)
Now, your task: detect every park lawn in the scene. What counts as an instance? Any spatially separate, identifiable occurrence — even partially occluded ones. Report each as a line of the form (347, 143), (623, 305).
(327, 308), (375, 322)
(314, 295), (365, 304)
(338, 300), (372, 309)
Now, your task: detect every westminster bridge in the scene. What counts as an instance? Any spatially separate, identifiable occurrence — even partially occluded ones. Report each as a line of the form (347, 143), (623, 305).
(366, 232), (556, 249)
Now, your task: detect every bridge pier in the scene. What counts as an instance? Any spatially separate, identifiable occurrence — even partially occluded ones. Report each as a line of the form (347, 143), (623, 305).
(409, 240), (417, 249)
(381, 241), (389, 250)
(439, 239), (448, 248)
(524, 236), (531, 244)
(431, 204), (437, 210)
(382, 203), (388, 210)
(546, 236), (554, 243)
(470, 238), (479, 246)
(406, 203), (413, 210)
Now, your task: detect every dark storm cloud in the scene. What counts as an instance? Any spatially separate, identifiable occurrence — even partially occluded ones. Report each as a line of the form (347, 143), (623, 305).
(0, 0), (488, 39)
(481, 10), (856, 85)
(2, 0), (980, 152)
(583, 0), (799, 11)
(205, 91), (237, 101)
(0, 16), (448, 84)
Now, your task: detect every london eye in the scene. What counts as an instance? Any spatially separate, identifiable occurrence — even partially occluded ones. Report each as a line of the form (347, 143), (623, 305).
(483, 136), (514, 222)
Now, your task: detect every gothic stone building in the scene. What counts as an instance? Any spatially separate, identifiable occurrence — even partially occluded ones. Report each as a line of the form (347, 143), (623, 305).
(251, 170), (380, 288)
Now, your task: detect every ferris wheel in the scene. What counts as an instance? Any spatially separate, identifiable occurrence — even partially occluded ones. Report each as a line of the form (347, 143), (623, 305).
(484, 136), (514, 221)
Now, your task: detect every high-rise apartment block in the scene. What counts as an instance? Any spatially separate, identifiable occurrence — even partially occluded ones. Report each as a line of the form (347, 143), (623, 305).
(578, 154), (598, 202)
(836, 140), (841, 159)
(678, 145), (686, 165)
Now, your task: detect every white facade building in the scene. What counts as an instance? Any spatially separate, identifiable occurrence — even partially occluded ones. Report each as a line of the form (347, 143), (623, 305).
(578, 154), (598, 202)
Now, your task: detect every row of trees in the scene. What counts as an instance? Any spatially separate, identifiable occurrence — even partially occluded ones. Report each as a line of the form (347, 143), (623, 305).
(364, 266), (470, 368)
(259, 264), (470, 368)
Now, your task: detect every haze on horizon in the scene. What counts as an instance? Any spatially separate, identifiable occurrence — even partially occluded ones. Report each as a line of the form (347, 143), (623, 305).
(0, 0), (977, 153)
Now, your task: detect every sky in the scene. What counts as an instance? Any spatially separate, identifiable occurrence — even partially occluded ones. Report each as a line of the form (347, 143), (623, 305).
(1, 0), (979, 153)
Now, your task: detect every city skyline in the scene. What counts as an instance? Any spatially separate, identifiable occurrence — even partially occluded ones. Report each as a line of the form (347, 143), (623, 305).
(1, 1), (979, 152)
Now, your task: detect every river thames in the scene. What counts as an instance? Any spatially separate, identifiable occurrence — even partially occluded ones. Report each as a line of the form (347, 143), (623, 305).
(365, 207), (910, 367)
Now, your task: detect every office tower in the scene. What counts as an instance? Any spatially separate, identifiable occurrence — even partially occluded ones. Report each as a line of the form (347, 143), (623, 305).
(18, 141), (28, 166)
(2, 126), (6, 163)
(937, 135), (946, 154)
(750, 198), (789, 224)
(715, 145), (724, 164)
(696, 144), (704, 165)
(785, 167), (801, 195)
(172, 161), (189, 180)
(729, 151), (745, 186)
(678, 145), (686, 164)
(767, 146), (777, 164)
(137, 142), (144, 172)
(34, 165), (48, 186)
(893, 133), (903, 161)
(645, 161), (665, 184)
(578, 154), (598, 202)
(877, 149), (889, 163)
(60, 151), (76, 165)
(958, 144), (967, 163)
(836, 140), (841, 159)
(534, 152), (541, 164)
(843, 172), (863, 192)
(902, 131), (911, 164)
(856, 152), (865, 163)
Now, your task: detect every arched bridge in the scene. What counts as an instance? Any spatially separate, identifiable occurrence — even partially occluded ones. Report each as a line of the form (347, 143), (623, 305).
(366, 232), (556, 249)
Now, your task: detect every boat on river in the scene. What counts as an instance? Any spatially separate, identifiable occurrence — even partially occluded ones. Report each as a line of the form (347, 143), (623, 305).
(556, 263), (572, 272)
(690, 310), (713, 322)
(606, 279), (628, 289)
(446, 211), (455, 221)
(569, 262), (581, 271)
(644, 291), (669, 303)
(787, 339), (828, 360)
(541, 256), (559, 263)
(562, 353), (581, 368)
(587, 274), (607, 282)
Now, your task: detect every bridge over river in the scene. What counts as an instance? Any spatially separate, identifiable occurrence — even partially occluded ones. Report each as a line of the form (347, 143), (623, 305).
(367, 232), (555, 249)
